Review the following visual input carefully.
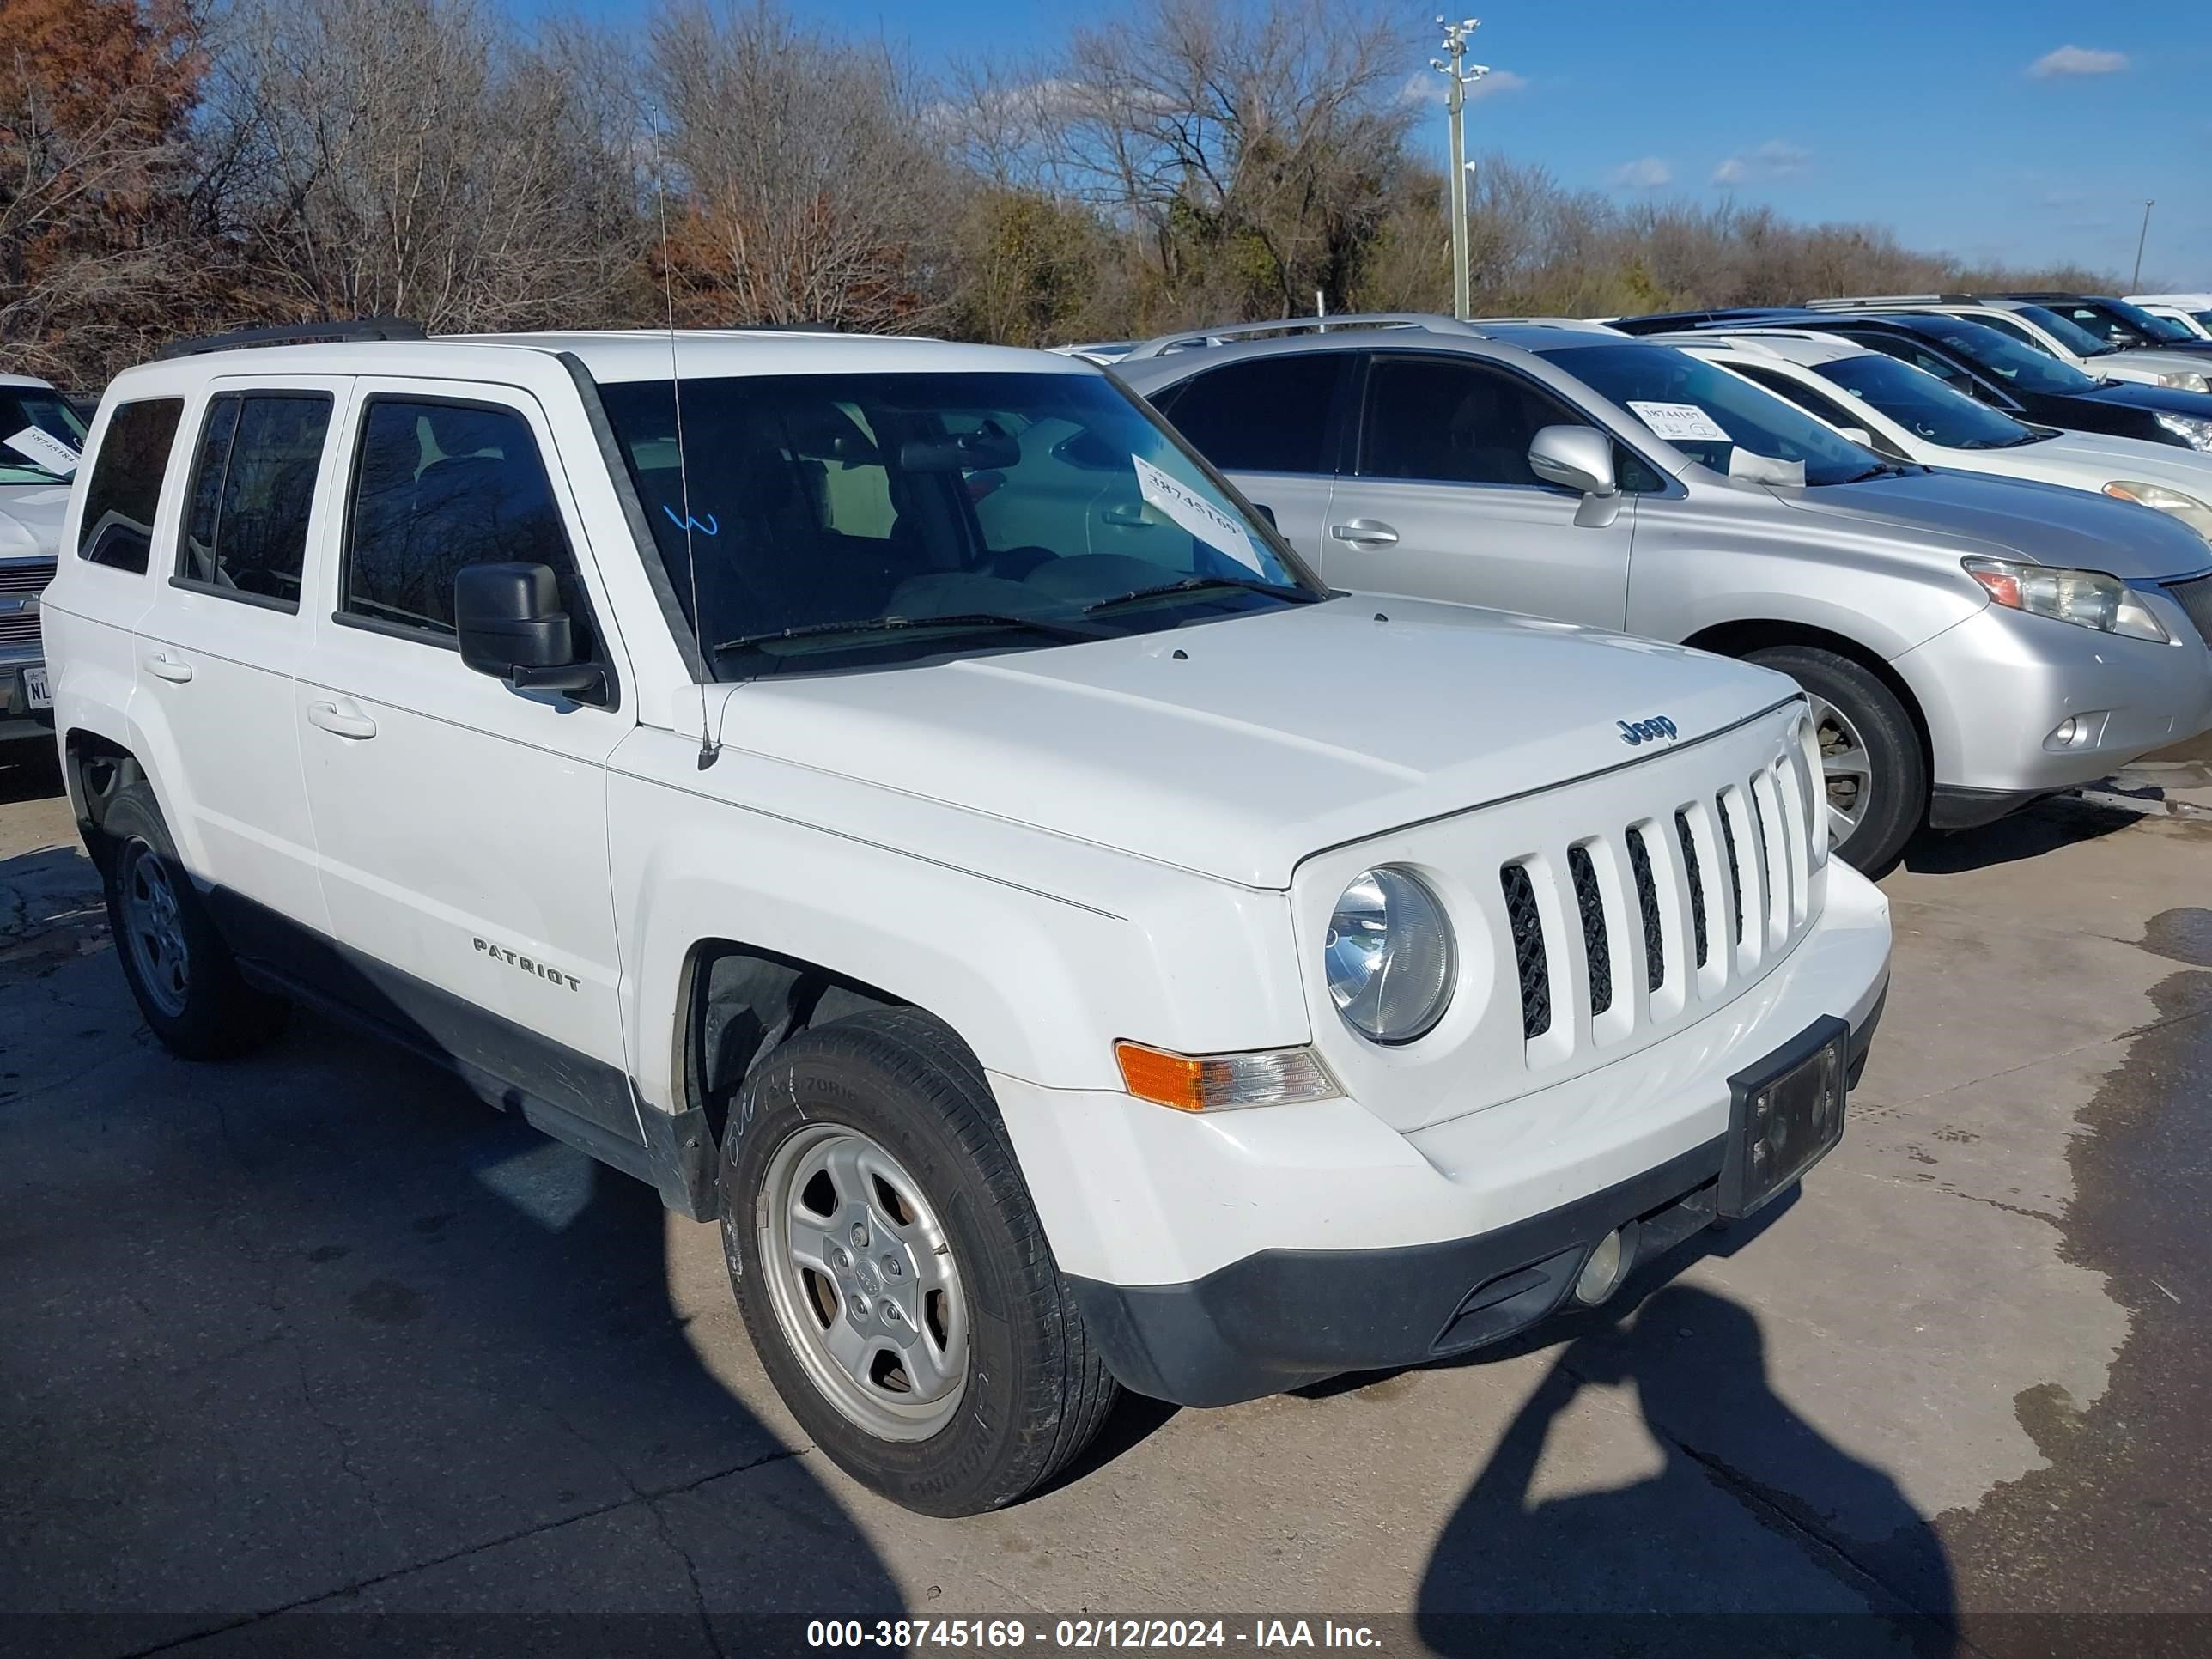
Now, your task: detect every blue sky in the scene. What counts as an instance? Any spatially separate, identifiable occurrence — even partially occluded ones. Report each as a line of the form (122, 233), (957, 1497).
(516, 0), (2211, 286)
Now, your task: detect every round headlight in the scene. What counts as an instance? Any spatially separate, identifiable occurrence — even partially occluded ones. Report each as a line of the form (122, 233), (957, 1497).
(1325, 866), (1455, 1044)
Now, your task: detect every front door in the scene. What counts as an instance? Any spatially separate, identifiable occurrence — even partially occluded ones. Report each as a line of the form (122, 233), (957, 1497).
(1146, 350), (1348, 567)
(1321, 352), (1635, 630)
(295, 380), (640, 1146)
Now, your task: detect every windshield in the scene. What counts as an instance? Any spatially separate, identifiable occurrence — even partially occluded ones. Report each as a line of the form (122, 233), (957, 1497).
(1814, 355), (2042, 450)
(1913, 318), (2100, 395)
(0, 386), (88, 485)
(598, 369), (1318, 674)
(2009, 305), (2115, 358)
(1538, 343), (1885, 487)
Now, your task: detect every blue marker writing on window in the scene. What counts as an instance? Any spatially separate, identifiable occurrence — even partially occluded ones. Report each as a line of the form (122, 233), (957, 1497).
(663, 504), (720, 536)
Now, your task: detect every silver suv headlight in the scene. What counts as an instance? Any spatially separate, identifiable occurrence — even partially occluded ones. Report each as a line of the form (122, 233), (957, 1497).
(2154, 412), (2212, 453)
(1962, 556), (2170, 642)
(1325, 866), (1455, 1043)
(2103, 479), (2212, 541)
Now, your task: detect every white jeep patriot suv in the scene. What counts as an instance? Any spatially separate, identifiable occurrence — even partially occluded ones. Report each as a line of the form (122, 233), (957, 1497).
(43, 324), (1891, 1516)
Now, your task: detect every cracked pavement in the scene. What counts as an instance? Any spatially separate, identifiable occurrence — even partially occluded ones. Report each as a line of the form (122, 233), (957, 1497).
(3, 737), (2209, 1657)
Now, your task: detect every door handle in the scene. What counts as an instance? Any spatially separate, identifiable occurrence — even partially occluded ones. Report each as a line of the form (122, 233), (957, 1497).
(307, 700), (379, 740)
(1330, 519), (1400, 547)
(143, 651), (194, 684)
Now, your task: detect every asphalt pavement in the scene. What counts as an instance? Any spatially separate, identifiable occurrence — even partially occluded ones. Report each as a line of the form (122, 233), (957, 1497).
(3, 737), (2208, 1658)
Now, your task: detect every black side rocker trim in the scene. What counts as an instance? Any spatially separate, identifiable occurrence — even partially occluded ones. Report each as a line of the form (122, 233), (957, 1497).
(1928, 782), (2060, 830)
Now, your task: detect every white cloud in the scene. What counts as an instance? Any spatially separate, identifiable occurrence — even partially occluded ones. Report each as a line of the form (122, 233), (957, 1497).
(2029, 45), (2128, 79)
(1711, 139), (1810, 187)
(1399, 65), (1528, 106)
(1609, 157), (1672, 190)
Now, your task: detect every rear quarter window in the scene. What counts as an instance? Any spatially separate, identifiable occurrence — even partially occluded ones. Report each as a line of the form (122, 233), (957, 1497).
(76, 398), (185, 574)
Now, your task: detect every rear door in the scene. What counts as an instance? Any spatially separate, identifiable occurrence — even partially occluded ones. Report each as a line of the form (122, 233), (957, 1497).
(295, 380), (641, 1145)
(1321, 352), (1634, 628)
(133, 377), (340, 935)
(1146, 351), (1347, 563)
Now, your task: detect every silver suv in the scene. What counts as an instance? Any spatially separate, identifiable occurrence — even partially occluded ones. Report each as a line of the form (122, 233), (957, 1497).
(1119, 316), (2212, 874)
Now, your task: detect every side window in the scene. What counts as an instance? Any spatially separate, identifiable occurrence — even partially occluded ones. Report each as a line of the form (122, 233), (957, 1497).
(1155, 355), (1341, 474)
(76, 398), (184, 573)
(343, 398), (598, 656)
(1970, 313), (2041, 350)
(176, 392), (331, 609)
(1357, 356), (1586, 487)
(1842, 335), (1974, 393)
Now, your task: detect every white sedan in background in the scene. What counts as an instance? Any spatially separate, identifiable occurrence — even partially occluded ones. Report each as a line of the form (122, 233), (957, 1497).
(1656, 327), (2212, 545)
(2128, 295), (2212, 341)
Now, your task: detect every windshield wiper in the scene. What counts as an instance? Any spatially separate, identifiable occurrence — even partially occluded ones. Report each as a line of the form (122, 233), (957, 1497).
(713, 611), (1106, 656)
(1082, 574), (1314, 615)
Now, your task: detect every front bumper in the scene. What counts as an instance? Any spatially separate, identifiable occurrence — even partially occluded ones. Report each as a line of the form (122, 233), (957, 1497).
(1070, 1001), (1881, 1407)
(990, 866), (1891, 1406)
(1900, 600), (2212, 796)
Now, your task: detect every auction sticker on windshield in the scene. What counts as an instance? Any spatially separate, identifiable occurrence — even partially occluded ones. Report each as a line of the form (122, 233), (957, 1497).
(1627, 401), (1731, 445)
(1133, 454), (1262, 572)
(3, 427), (79, 476)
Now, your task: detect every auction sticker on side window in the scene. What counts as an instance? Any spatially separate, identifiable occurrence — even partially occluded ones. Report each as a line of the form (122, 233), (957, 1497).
(3, 426), (80, 476)
(1132, 455), (1263, 572)
(1626, 401), (1731, 444)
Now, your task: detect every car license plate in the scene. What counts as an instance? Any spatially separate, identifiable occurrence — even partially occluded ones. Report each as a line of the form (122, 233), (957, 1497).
(1720, 1018), (1849, 1219)
(22, 665), (50, 709)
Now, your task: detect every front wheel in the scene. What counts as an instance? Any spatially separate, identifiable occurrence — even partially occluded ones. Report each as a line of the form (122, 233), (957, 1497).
(720, 1008), (1119, 1516)
(1745, 645), (1926, 878)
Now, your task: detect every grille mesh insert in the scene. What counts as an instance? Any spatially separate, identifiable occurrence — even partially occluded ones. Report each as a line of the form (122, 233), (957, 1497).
(1500, 864), (1550, 1040)
(1717, 795), (1744, 945)
(1674, 811), (1709, 967)
(1626, 828), (1664, 994)
(1567, 846), (1613, 1017)
(2166, 575), (2212, 645)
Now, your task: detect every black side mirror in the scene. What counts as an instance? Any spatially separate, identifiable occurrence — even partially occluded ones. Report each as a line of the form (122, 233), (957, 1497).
(454, 562), (604, 699)
(1249, 502), (1279, 529)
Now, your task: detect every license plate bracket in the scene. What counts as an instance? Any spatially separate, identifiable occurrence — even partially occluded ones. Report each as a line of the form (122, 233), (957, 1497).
(1719, 1015), (1850, 1220)
(21, 665), (49, 709)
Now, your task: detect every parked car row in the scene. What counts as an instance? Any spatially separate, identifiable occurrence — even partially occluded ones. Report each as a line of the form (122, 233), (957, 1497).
(25, 286), (2211, 1520)
(1117, 305), (2212, 875)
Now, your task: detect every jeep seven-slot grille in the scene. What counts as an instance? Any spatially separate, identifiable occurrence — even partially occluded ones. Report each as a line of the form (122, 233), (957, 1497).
(1625, 828), (1664, 993)
(2167, 574), (2212, 645)
(1566, 847), (1613, 1017)
(1498, 742), (1818, 1059)
(1500, 864), (1550, 1040)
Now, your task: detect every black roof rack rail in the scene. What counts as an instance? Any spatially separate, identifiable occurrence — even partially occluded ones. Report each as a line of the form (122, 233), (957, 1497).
(155, 318), (428, 360)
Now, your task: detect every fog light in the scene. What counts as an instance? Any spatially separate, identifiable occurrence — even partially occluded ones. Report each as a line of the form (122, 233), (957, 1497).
(2050, 716), (2078, 746)
(1573, 1228), (1629, 1306)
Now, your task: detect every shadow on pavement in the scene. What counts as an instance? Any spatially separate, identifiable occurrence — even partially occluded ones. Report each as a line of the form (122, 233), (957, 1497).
(1901, 798), (2143, 876)
(0, 738), (64, 805)
(0, 852), (902, 1656)
(1415, 1283), (1954, 1658)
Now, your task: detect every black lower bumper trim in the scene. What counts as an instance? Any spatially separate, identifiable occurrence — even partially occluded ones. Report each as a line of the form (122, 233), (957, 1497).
(1069, 1135), (1726, 1408)
(1928, 783), (2060, 830)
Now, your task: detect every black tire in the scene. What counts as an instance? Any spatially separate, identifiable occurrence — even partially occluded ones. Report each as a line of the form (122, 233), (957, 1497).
(720, 1007), (1119, 1516)
(1745, 644), (1925, 878)
(100, 781), (289, 1060)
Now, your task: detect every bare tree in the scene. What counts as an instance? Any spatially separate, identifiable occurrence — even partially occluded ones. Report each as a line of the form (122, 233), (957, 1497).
(647, 0), (954, 331)
(214, 0), (642, 331)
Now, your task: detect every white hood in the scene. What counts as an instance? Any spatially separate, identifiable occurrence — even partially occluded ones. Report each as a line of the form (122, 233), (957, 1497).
(0, 484), (70, 558)
(714, 596), (1796, 887)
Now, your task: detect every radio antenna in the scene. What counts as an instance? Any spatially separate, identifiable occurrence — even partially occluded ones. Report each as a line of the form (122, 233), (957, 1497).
(653, 108), (716, 769)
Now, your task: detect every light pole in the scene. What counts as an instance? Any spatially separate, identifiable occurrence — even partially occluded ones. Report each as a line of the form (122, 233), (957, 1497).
(2131, 199), (2155, 290)
(1431, 17), (1489, 320)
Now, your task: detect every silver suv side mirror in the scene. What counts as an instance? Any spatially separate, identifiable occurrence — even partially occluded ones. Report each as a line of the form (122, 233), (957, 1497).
(1527, 426), (1618, 497)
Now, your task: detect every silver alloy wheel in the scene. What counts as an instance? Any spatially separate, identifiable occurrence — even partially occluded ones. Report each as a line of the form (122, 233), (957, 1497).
(121, 840), (191, 1018)
(1810, 695), (1874, 848)
(757, 1121), (969, 1442)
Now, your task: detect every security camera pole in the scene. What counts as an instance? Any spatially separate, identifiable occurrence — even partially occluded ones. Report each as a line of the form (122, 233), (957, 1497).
(1431, 17), (1489, 321)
